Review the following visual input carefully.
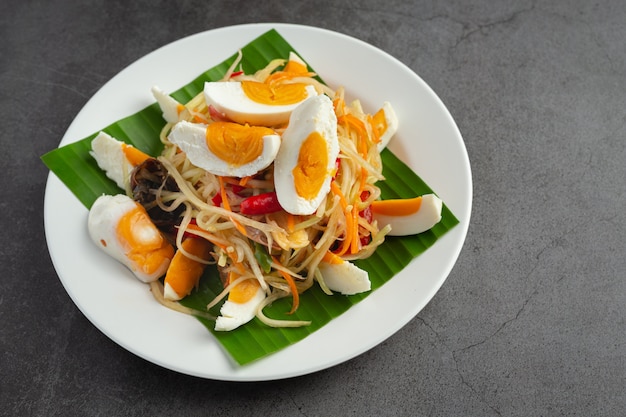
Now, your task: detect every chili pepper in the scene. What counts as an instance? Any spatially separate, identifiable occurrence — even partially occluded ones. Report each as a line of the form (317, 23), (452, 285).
(240, 192), (283, 215)
(211, 192), (222, 206)
(359, 191), (373, 245)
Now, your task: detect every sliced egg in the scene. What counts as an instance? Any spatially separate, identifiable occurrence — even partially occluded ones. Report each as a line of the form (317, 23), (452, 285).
(371, 101), (398, 151)
(90, 131), (151, 190)
(168, 120), (281, 177)
(88, 194), (175, 283)
(274, 94), (339, 215)
(282, 52), (309, 74)
(215, 274), (266, 331)
(318, 252), (371, 295)
(204, 81), (318, 126)
(151, 85), (183, 124)
(371, 193), (443, 236)
(163, 237), (213, 301)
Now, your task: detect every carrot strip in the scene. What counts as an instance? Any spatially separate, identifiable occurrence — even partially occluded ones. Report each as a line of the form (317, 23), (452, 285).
(272, 256), (299, 314)
(286, 213), (296, 233)
(350, 204), (360, 254)
(339, 114), (368, 158)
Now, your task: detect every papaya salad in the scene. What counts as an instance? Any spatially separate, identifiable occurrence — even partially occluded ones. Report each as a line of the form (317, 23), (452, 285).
(86, 51), (443, 332)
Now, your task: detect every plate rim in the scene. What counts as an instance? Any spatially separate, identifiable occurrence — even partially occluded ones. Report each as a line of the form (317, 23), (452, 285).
(44, 22), (472, 381)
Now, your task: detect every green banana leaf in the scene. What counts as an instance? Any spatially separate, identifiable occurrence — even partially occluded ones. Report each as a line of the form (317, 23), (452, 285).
(42, 29), (459, 365)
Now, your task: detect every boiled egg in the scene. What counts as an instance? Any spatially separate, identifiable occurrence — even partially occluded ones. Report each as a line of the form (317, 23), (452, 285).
(371, 101), (398, 151)
(273, 94), (339, 215)
(167, 120), (281, 177)
(88, 194), (175, 283)
(371, 193), (443, 236)
(163, 237), (213, 301)
(152, 85), (183, 124)
(204, 81), (318, 127)
(90, 131), (151, 190)
(318, 252), (370, 295)
(215, 273), (266, 331)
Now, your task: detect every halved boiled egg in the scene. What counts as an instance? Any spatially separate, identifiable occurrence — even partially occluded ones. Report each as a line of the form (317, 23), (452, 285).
(215, 273), (266, 331)
(204, 80), (318, 127)
(318, 252), (370, 295)
(371, 101), (398, 151)
(371, 193), (443, 236)
(167, 120), (281, 177)
(152, 85), (183, 124)
(90, 131), (151, 190)
(163, 237), (213, 301)
(273, 94), (339, 215)
(88, 194), (175, 283)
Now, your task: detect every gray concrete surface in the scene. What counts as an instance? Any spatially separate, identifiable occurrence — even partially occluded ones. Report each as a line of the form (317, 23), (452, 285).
(2, 0), (624, 415)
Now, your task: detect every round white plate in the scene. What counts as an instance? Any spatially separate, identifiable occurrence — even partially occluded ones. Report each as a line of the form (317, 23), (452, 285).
(44, 23), (471, 381)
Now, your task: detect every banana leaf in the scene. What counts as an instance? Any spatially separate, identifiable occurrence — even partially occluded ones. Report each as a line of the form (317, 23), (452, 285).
(41, 29), (459, 365)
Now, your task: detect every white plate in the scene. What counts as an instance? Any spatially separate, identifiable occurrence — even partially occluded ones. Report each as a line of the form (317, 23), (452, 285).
(44, 23), (471, 381)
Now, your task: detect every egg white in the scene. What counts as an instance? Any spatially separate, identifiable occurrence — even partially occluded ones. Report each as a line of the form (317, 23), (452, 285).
(87, 194), (172, 283)
(318, 259), (371, 295)
(214, 285), (266, 331)
(373, 193), (443, 236)
(90, 131), (136, 190)
(273, 94), (339, 215)
(167, 120), (281, 177)
(204, 81), (318, 127)
(151, 85), (181, 124)
(377, 101), (398, 151)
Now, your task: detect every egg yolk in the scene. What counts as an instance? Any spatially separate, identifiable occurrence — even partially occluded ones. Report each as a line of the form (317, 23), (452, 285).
(370, 196), (423, 216)
(227, 272), (261, 304)
(206, 122), (274, 166)
(116, 204), (174, 275)
(164, 237), (212, 298)
(121, 143), (151, 166)
(292, 131), (328, 200)
(283, 59), (308, 74)
(241, 80), (309, 106)
(371, 108), (388, 140)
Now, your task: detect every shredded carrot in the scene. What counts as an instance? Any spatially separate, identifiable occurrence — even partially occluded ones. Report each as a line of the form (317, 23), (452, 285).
(322, 251), (344, 265)
(238, 176), (251, 187)
(330, 181), (355, 256)
(350, 205), (360, 254)
(367, 114), (382, 145)
(272, 256), (299, 314)
(358, 167), (368, 195)
(339, 114), (368, 158)
(192, 113), (209, 124)
(286, 213), (296, 233)
(218, 177), (231, 211)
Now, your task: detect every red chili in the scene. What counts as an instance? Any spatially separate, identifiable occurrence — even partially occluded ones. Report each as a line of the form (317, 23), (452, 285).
(240, 192), (283, 215)
(211, 192), (222, 206)
(359, 191), (373, 245)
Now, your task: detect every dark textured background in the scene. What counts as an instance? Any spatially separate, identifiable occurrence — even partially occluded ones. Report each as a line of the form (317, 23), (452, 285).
(2, 0), (624, 415)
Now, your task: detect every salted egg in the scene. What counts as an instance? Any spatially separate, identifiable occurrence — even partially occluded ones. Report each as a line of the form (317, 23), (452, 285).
(90, 131), (151, 190)
(371, 101), (398, 151)
(167, 120), (281, 177)
(273, 94), (339, 215)
(371, 193), (443, 236)
(88, 194), (175, 283)
(215, 274), (266, 331)
(151, 85), (183, 124)
(318, 252), (371, 295)
(204, 81), (318, 127)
